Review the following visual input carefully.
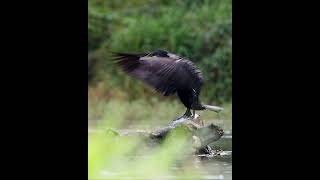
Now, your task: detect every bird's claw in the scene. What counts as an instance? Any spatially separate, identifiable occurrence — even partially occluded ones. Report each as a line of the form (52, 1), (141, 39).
(173, 115), (187, 121)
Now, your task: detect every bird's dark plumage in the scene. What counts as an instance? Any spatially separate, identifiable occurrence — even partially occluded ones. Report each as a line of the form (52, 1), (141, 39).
(112, 50), (206, 119)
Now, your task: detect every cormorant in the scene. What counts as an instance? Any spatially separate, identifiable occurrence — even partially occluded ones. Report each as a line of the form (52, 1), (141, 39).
(112, 50), (222, 120)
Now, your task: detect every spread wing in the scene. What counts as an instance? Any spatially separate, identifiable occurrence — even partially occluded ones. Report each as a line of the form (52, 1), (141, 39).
(112, 52), (203, 96)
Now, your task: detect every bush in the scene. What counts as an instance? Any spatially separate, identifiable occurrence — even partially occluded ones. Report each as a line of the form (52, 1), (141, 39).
(88, 0), (232, 103)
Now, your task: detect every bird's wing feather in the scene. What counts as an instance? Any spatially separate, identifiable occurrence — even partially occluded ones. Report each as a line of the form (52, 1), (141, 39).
(112, 52), (203, 96)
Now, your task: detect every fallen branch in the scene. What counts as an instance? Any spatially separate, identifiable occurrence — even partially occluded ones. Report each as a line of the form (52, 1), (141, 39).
(107, 114), (224, 154)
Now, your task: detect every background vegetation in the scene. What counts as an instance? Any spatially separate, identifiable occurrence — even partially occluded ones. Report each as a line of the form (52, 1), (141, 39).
(88, 0), (232, 104)
(88, 0), (232, 178)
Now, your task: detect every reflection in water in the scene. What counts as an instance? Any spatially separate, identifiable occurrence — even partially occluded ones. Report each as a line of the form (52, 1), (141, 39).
(197, 154), (232, 180)
(100, 153), (232, 180)
(90, 128), (232, 179)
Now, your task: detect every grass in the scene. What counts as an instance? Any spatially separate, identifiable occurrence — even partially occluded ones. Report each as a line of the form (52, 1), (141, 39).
(88, 98), (232, 131)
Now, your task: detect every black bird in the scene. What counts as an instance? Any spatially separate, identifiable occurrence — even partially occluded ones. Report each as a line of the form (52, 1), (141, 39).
(112, 50), (222, 120)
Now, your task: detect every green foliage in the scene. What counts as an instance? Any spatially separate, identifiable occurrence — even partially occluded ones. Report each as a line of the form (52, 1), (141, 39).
(88, 123), (199, 179)
(88, 0), (232, 103)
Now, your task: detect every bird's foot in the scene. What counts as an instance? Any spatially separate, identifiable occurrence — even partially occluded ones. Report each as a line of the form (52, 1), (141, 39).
(173, 109), (193, 121)
(173, 114), (189, 121)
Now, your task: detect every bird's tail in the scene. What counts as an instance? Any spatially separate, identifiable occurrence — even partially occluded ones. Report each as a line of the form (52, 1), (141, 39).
(202, 104), (224, 112)
(111, 52), (146, 73)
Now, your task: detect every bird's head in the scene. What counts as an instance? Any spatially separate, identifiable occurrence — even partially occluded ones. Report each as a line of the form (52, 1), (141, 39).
(149, 50), (169, 57)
